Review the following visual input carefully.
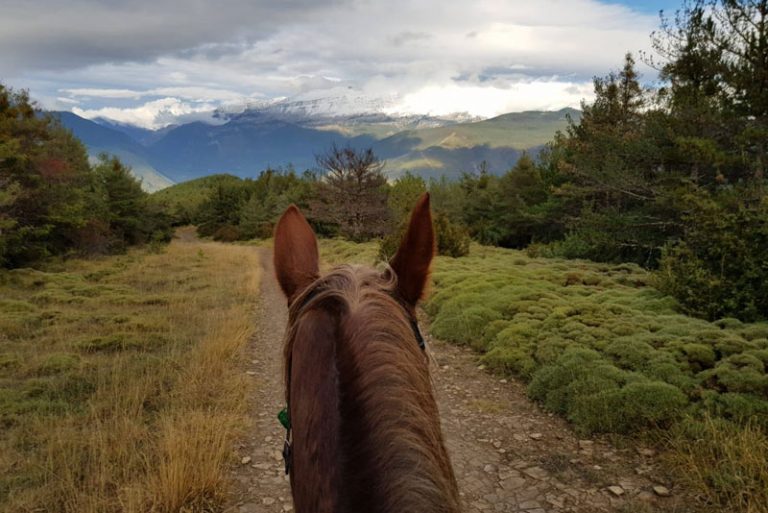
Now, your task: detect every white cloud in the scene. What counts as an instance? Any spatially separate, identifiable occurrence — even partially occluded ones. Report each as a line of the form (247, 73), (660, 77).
(62, 88), (144, 99)
(387, 80), (595, 118)
(6, 0), (663, 123)
(72, 97), (224, 129)
(63, 86), (252, 103)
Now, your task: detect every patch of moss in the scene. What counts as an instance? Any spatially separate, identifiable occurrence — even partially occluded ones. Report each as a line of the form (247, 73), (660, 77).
(0, 299), (37, 312)
(73, 333), (169, 353)
(34, 354), (81, 376)
(0, 353), (22, 370)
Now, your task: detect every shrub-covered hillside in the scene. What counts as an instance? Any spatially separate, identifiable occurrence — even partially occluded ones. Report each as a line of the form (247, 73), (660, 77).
(424, 245), (768, 435)
(319, 238), (768, 512)
(321, 239), (768, 436)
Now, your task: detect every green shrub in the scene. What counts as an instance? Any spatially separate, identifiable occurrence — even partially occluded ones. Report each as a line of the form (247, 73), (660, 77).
(430, 304), (502, 346)
(739, 323), (768, 341)
(419, 239), (768, 437)
(527, 347), (623, 414)
(680, 343), (717, 370)
(604, 338), (655, 370)
(379, 212), (470, 259)
(526, 346), (691, 434)
(700, 354), (768, 395)
(483, 345), (537, 378)
(212, 224), (241, 242)
(644, 358), (698, 392)
(478, 320), (511, 352)
(656, 191), (768, 322)
(715, 317), (744, 330)
(533, 336), (571, 365)
(701, 391), (768, 424)
(434, 213), (471, 257)
(35, 354), (80, 376)
(570, 381), (688, 434)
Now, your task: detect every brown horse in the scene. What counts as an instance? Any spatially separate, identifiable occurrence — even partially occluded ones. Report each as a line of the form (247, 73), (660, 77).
(273, 193), (461, 513)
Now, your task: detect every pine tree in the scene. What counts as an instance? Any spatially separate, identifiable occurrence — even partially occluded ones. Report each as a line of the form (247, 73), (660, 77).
(93, 155), (152, 247)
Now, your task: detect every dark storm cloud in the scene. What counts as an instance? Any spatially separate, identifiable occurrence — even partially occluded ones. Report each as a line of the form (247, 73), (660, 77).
(0, 0), (347, 71)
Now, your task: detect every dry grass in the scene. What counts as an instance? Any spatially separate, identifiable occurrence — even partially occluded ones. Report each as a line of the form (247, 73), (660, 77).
(0, 237), (260, 513)
(665, 415), (768, 513)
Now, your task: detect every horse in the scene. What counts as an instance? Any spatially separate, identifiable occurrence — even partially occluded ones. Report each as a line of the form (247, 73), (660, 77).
(273, 193), (461, 513)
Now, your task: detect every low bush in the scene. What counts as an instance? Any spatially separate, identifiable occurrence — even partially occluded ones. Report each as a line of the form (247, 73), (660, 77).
(420, 243), (767, 437)
(379, 212), (471, 260)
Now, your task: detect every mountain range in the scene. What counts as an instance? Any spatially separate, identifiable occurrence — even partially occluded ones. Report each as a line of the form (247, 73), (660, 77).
(54, 99), (579, 192)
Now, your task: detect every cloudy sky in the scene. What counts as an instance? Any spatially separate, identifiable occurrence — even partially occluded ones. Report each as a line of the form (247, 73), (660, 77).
(0, 0), (678, 129)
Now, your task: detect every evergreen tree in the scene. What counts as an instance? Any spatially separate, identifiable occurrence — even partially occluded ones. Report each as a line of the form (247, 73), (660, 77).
(93, 155), (151, 248)
(197, 182), (246, 237)
(388, 172), (427, 223)
(0, 85), (94, 265)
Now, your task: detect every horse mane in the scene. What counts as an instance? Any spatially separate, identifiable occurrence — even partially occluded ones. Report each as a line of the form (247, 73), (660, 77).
(283, 264), (460, 513)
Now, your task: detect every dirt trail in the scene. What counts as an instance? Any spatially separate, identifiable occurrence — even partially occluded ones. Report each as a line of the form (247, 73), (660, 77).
(225, 248), (699, 513)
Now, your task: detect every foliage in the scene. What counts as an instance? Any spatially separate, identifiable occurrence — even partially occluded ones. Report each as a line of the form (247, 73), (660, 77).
(416, 243), (768, 437)
(387, 172), (427, 222)
(150, 174), (243, 225)
(657, 188), (768, 321)
(434, 213), (471, 257)
(196, 181), (248, 237)
(93, 155), (172, 251)
(379, 210), (470, 260)
(0, 84), (168, 268)
(0, 85), (93, 266)
(311, 145), (390, 241)
(154, 167), (324, 241)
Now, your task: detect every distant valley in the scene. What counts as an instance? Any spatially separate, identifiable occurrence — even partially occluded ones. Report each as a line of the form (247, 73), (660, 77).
(55, 103), (579, 192)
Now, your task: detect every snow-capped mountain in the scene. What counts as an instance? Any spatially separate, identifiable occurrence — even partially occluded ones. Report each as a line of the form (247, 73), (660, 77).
(62, 89), (576, 191)
(214, 88), (480, 129)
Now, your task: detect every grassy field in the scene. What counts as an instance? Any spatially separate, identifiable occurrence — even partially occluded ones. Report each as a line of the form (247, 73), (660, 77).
(0, 233), (259, 512)
(319, 238), (768, 513)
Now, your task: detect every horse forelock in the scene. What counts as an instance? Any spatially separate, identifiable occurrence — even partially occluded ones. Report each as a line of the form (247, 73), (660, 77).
(282, 264), (460, 513)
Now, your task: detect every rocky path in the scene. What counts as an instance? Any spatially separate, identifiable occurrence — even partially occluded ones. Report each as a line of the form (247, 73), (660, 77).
(225, 249), (701, 513)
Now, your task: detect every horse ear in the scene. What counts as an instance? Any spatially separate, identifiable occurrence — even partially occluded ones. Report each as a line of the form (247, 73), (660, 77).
(390, 192), (435, 306)
(273, 205), (319, 303)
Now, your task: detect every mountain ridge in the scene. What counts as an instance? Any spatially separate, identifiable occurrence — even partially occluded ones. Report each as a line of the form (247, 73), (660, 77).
(57, 106), (578, 190)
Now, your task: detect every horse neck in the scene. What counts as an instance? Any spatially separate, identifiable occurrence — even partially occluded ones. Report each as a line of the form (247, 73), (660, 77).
(285, 287), (460, 513)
